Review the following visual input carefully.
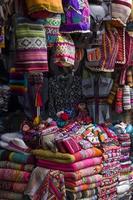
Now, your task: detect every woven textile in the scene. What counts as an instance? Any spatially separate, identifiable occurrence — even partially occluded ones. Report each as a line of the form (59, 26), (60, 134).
(25, 0), (63, 14)
(112, 0), (132, 25)
(15, 21), (48, 72)
(60, 0), (90, 33)
(123, 85), (131, 110)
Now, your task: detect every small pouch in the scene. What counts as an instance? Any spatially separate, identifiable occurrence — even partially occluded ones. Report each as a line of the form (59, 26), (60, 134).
(54, 34), (75, 67)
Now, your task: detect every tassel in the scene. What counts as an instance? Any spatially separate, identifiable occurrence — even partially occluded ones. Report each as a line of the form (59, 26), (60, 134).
(33, 86), (43, 125)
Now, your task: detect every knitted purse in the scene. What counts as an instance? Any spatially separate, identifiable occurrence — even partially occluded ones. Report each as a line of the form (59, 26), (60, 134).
(112, 0), (132, 26)
(53, 34), (75, 67)
(15, 19), (48, 72)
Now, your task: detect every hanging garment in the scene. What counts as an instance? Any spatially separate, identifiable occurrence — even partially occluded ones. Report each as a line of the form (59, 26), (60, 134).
(115, 28), (133, 85)
(48, 74), (82, 118)
(60, 0), (90, 33)
(15, 18), (48, 72)
(82, 70), (113, 123)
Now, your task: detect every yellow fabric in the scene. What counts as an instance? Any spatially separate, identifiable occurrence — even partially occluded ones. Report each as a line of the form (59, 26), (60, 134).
(32, 149), (75, 163)
(25, 0), (64, 14)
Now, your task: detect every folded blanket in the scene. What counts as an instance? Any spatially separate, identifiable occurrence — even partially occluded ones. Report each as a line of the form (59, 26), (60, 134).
(0, 161), (34, 172)
(0, 149), (35, 164)
(65, 174), (102, 187)
(101, 176), (118, 187)
(0, 132), (22, 143)
(66, 181), (102, 192)
(0, 181), (27, 193)
(98, 187), (117, 197)
(0, 168), (30, 182)
(64, 165), (103, 181)
(37, 157), (103, 172)
(117, 183), (130, 194)
(0, 190), (24, 200)
(32, 147), (102, 164)
(66, 189), (97, 200)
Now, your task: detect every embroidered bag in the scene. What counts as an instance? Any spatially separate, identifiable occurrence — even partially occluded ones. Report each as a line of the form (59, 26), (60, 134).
(112, 0), (132, 26)
(85, 27), (119, 72)
(15, 18), (48, 72)
(53, 34), (75, 67)
(71, 1), (111, 48)
(60, 0), (90, 33)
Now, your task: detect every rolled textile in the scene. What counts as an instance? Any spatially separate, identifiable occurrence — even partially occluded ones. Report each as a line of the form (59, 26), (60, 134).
(37, 157), (103, 172)
(0, 168), (30, 182)
(0, 132), (22, 143)
(0, 149), (35, 164)
(0, 190), (24, 200)
(66, 181), (102, 192)
(0, 181), (27, 193)
(32, 147), (102, 164)
(117, 181), (130, 194)
(65, 174), (103, 187)
(0, 161), (34, 172)
(64, 165), (103, 181)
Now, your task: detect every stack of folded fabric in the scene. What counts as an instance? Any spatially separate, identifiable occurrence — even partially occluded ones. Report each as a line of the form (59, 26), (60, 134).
(114, 123), (133, 199)
(32, 122), (103, 200)
(97, 125), (120, 200)
(0, 132), (35, 200)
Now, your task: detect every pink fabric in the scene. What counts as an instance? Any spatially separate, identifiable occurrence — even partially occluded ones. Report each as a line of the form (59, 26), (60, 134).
(37, 157), (103, 172)
(65, 174), (102, 187)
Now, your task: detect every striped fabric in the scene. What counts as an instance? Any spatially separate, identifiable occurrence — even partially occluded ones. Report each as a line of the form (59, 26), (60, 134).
(123, 85), (131, 110)
(15, 21), (48, 72)
(112, 0), (132, 25)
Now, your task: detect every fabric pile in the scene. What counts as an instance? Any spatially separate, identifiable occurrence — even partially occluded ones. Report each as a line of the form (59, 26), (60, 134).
(97, 125), (120, 200)
(0, 85), (10, 113)
(114, 123), (133, 199)
(0, 132), (35, 200)
(31, 122), (103, 200)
